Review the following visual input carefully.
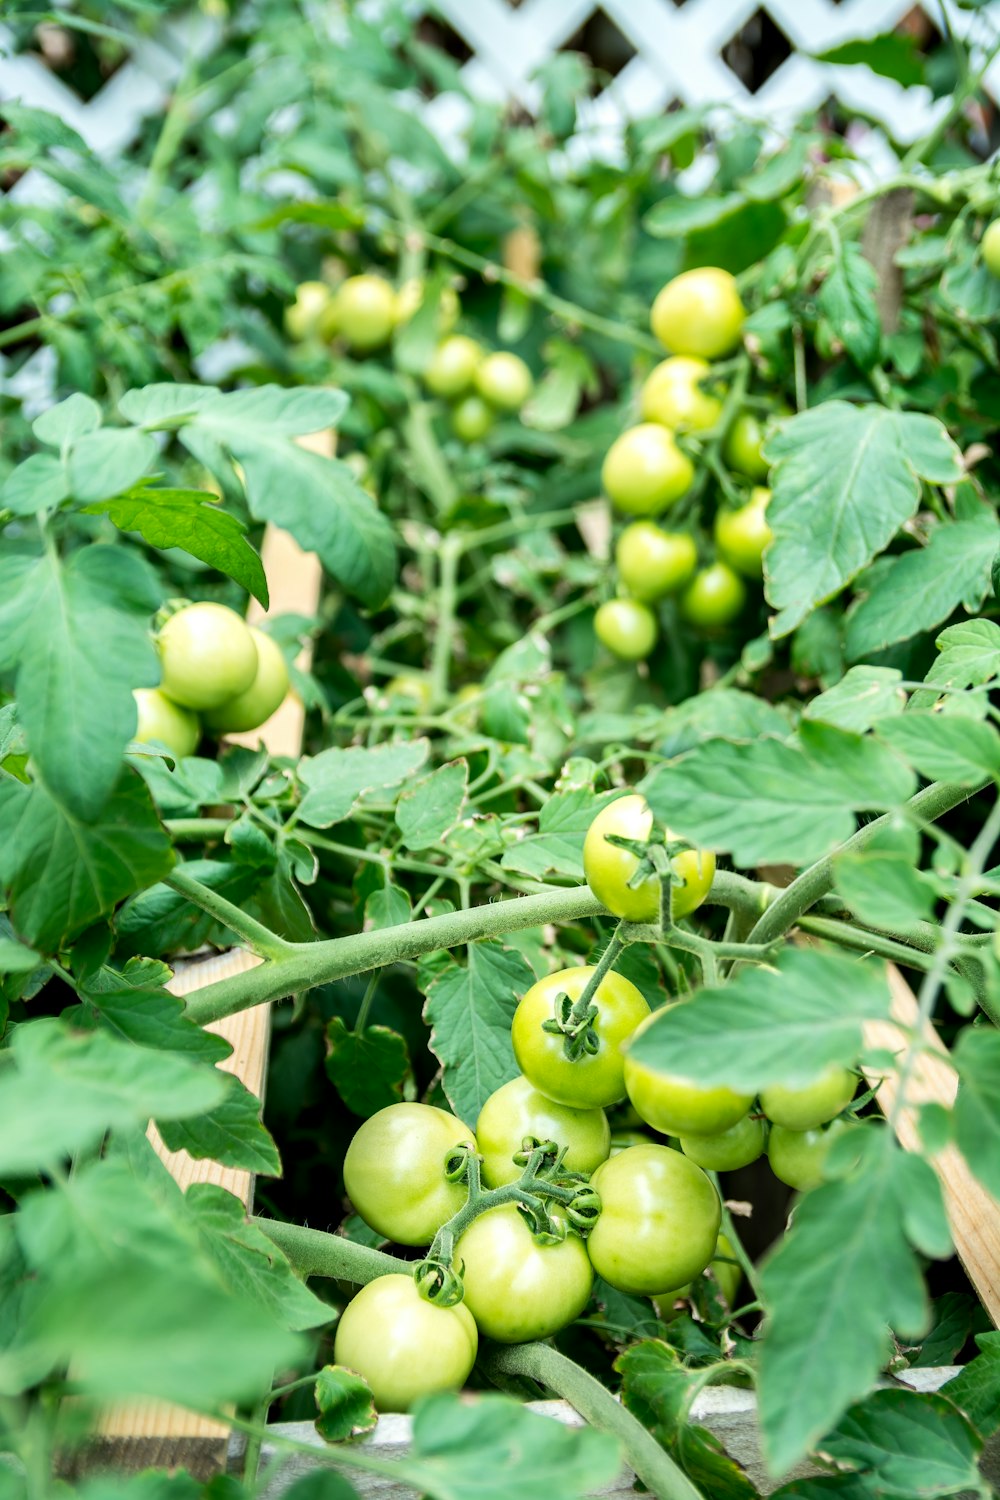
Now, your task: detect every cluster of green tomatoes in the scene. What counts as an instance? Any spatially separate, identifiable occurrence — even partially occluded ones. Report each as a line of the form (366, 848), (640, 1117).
(595, 267), (775, 663)
(332, 791), (859, 1414)
(132, 602), (290, 759)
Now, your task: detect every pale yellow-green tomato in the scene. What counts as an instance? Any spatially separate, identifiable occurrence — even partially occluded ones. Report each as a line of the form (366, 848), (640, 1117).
(331, 275), (397, 352)
(284, 280), (337, 342)
(625, 1022), (753, 1140)
(583, 793), (715, 923)
(615, 522), (698, 602)
(602, 424), (694, 515)
(132, 689), (200, 759)
(474, 351), (534, 412)
(157, 603), (258, 711)
(333, 1274), (477, 1413)
(450, 394), (495, 442)
(640, 356), (723, 433)
(650, 268), (746, 359)
(424, 335), (483, 398)
(714, 487), (772, 578)
(475, 1075), (611, 1187)
(203, 628), (290, 735)
(761, 1065), (857, 1131)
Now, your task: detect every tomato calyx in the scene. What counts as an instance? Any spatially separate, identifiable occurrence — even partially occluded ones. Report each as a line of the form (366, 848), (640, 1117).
(541, 986), (601, 1061)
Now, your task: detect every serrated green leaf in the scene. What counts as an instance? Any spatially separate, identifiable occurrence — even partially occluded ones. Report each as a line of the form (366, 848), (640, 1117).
(942, 1331), (1000, 1438)
(803, 666), (906, 733)
(157, 1075), (281, 1177)
(326, 1018), (409, 1117)
(0, 454), (69, 516)
(833, 848), (936, 928)
(500, 786), (607, 881)
(81, 959), (231, 1062)
(297, 741), (429, 828)
(818, 243), (881, 368)
(396, 761), (467, 851)
(879, 713), (1000, 784)
(913, 619), (1000, 711)
(822, 1387), (981, 1497)
(953, 1028), (1000, 1200)
(424, 941), (535, 1124)
(0, 938), (41, 974)
(814, 33), (925, 86)
(644, 193), (744, 237)
(67, 429), (158, 504)
(32, 392), (101, 448)
(314, 1365), (379, 1441)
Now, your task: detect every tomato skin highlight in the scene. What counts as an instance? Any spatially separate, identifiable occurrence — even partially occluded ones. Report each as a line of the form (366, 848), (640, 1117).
(625, 1013), (753, 1137)
(584, 794), (715, 923)
(593, 599), (658, 662)
(602, 424), (694, 516)
(714, 487), (772, 578)
(615, 522), (698, 602)
(587, 1144), (721, 1296)
(132, 689), (200, 759)
(760, 1065), (857, 1131)
(680, 562), (747, 628)
(157, 603), (259, 711)
(455, 1205), (593, 1342)
(424, 335), (483, 398)
(650, 268), (745, 360)
(512, 966), (650, 1110)
(343, 1103), (475, 1246)
(203, 628), (289, 734)
(475, 352), (533, 411)
(332, 275), (397, 352)
(723, 411), (769, 480)
(475, 1075), (611, 1187)
(334, 1274), (477, 1412)
(983, 220), (1000, 278)
(450, 394), (495, 442)
(640, 356), (723, 433)
(679, 1112), (766, 1171)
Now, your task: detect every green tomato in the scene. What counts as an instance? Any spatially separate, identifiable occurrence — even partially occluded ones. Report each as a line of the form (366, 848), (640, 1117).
(384, 675), (433, 712)
(587, 1144), (721, 1296)
(723, 411), (769, 481)
(615, 522), (698, 602)
(333, 1274), (477, 1412)
(679, 1112), (766, 1172)
(475, 351), (533, 411)
(625, 1012), (753, 1137)
(983, 220), (1000, 278)
(714, 487), (772, 578)
(583, 793), (716, 923)
(332, 275), (397, 352)
(157, 603), (259, 711)
(424, 335), (483, 398)
(203, 628), (290, 735)
(455, 1205), (593, 1342)
(285, 280), (337, 342)
(394, 278), (460, 330)
(512, 966), (650, 1110)
(593, 599), (658, 662)
(640, 356), (723, 433)
(602, 424), (694, 516)
(476, 1075), (611, 1188)
(450, 394), (495, 442)
(680, 562), (746, 629)
(654, 1232), (742, 1313)
(132, 689), (200, 759)
(760, 1065), (857, 1131)
(768, 1121), (843, 1193)
(343, 1103), (475, 1246)
(650, 268), (745, 360)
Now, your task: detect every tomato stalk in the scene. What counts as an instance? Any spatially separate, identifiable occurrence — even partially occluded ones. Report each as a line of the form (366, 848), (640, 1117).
(542, 926), (630, 1061)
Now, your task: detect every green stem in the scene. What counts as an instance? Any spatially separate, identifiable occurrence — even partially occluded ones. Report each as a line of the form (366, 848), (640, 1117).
(165, 868), (292, 960)
(795, 916), (936, 971)
(715, 1195), (762, 1303)
(430, 534), (462, 707)
(253, 1218), (409, 1281)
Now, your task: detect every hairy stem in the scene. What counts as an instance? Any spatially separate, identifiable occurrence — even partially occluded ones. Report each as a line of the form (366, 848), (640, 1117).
(166, 867), (293, 960)
(253, 1218), (409, 1282)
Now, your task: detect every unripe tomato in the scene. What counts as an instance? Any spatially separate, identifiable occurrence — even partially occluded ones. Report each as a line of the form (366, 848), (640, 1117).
(602, 424), (694, 515)
(455, 1205), (593, 1342)
(583, 793), (716, 923)
(680, 563), (746, 628)
(203, 628), (289, 734)
(475, 352), (533, 412)
(760, 1065), (856, 1132)
(587, 1144), (721, 1296)
(285, 280), (337, 342)
(331, 275), (397, 352)
(768, 1121), (842, 1193)
(640, 356), (722, 433)
(512, 966), (650, 1109)
(475, 1075), (611, 1187)
(654, 1231), (742, 1312)
(384, 675), (433, 712)
(650, 268), (745, 360)
(424, 335), (483, 398)
(132, 689), (200, 759)
(343, 1103), (475, 1246)
(722, 411), (769, 480)
(333, 1274), (476, 1412)
(394, 278), (460, 331)
(615, 522), (698, 602)
(450, 394), (494, 442)
(679, 1112), (765, 1172)
(157, 603), (259, 711)
(714, 487), (772, 578)
(983, 220), (1000, 278)
(593, 599), (658, 662)
(625, 1012), (753, 1137)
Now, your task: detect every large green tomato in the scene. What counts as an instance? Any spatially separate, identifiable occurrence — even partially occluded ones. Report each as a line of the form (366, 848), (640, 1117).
(640, 356), (722, 433)
(654, 1231), (742, 1313)
(602, 424), (694, 516)
(722, 411), (769, 480)
(615, 522), (697, 602)
(680, 562), (746, 628)
(625, 1012), (753, 1136)
(334, 1274), (476, 1412)
(203, 628), (289, 735)
(132, 689), (200, 759)
(343, 1103), (475, 1246)
(593, 599), (658, 662)
(768, 1122), (843, 1193)
(475, 352), (533, 411)
(284, 280), (337, 342)
(157, 603), (259, 711)
(450, 394), (494, 442)
(650, 268), (745, 359)
(583, 793), (715, 922)
(983, 220), (1000, 278)
(512, 966), (650, 1109)
(424, 335), (483, 398)
(760, 1065), (856, 1131)
(587, 1144), (721, 1296)
(332, 275), (397, 352)
(475, 1075), (610, 1188)
(455, 1205), (592, 1342)
(679, 1112), (765, 1172)
(714, 487), (772, 578)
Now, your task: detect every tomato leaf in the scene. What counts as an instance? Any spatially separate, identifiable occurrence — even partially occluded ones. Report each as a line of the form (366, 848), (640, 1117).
(912, 619), (1000, 710)
(158, 1076), (282, 1177)
(952, 1029), (1000, 1200)
(297, 741), (430, 828)
(32, 392), (102, 449)
(314, 1366), (378, 1442)
(424, 940), (535, 1125)
(878, 713), (1000, 785)
(395, 761), (468, 851)
(67, 428), (159, 503)
(832, 847), (936, 929)
(813, 33), (925, 87)
(115, 858), (259, 959)
(644, 192), (745, 237)
(942, 1331), (1000, 1438)
(79, 958), (231, 1062)
(0, 454), (69, 516)
(803, 666), (907, 734)
(500, 786), (608, 881)
(820, 1388), (981, 1497)
(325, 1018), (410, 1118)
(818, 242), (881, 369)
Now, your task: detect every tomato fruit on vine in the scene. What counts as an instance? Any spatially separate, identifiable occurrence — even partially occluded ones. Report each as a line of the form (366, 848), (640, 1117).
(640, 356), (722, 433)
(723, 411), (769, 480)
(593, 599), (658, 662)
(132, 689), (200, 759)
(650, 268), (745, 360)
(343, 1103), (475, 1246)
(654, 1231), (742, 1313)
(475, 351), (533, 411)
(625, 1013), (753, 1136)
(475, 1075), (611, 1187)
(454, 1205), (593, 1342)
(512, 966), (650, 1109)
(714, 487), (772, 578)
(285, 280), (337, 342)
(587, 1144), (721, 1295)
(680, 562), (746, 628)
(768, 1122), (843, 1193)
(760, 1065), (857, 1131)
(333, 1274), (477, 1412)
(450, 394), (494, 442)
(204, 628), (289, 734)
(983, 220), (1000, 278)
(602, 424), (694, 515)
(583, 793), (715, 922)
(424, 335), (483, 398)
(331, 274), (397, 352)
(615, 522), (697, 602)
(157, 603), (259, 711)
(678, 1112), (766, 1172)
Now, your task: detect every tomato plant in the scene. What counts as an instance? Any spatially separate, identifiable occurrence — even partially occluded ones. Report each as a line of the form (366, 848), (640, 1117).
(343, 1103), (475, 1246)
(157, 603), (260, 711)
(512, 967), (650, 1109)
(333, 1274), (478, 1411)
(475, 1075), (611, 1187)
(601, 424), (694, 516)
(587, 1144), (722, 1295)
(454, 1205), (593, 1343)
